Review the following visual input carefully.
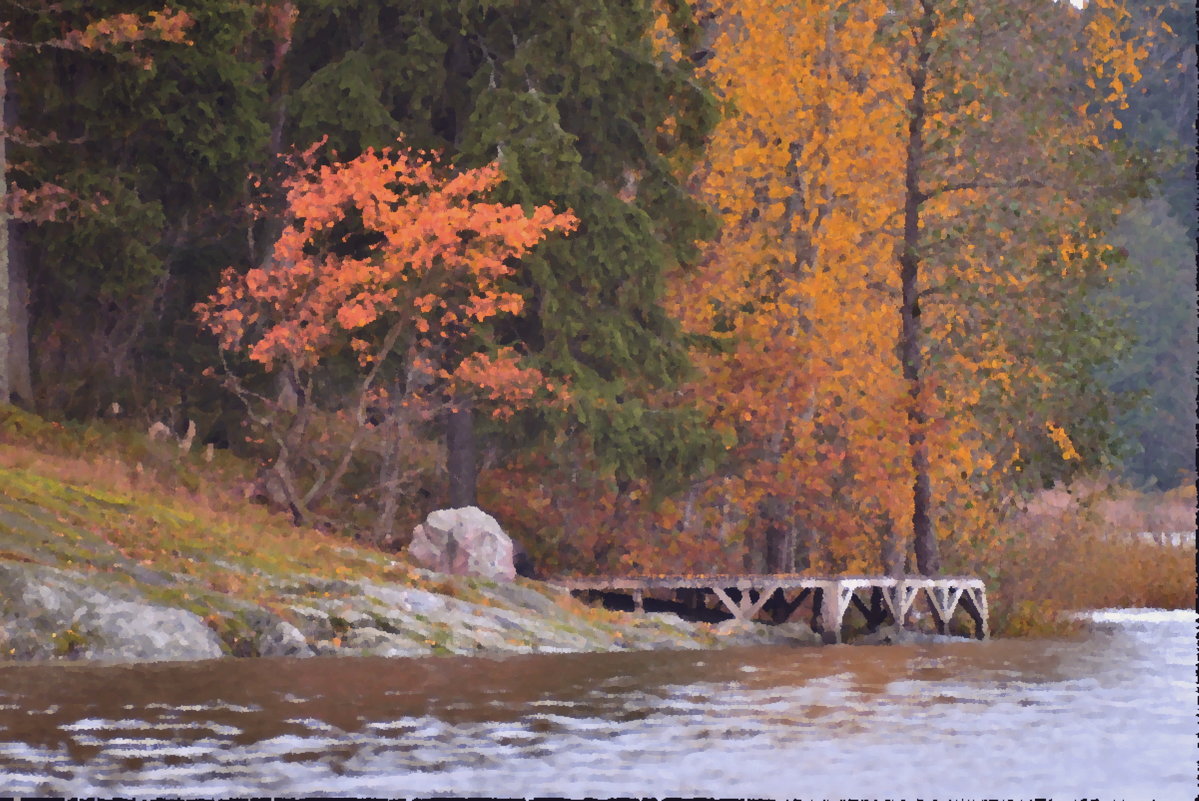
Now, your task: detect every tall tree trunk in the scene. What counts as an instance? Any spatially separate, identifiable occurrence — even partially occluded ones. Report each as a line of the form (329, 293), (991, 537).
(764, 524), (794, 573)
(6, 222), (31, 404)
(899, 1), (940, 576)
(878, 516), (905, 577)
(741, 527), (764, 573)
(759, 495), (794, 573)
(0, 47), (11, 406)
(446, 395), (477, 508)
(4, 69), (31, 405)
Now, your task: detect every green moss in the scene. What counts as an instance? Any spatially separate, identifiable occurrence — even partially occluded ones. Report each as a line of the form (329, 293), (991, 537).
(366, 611), (405, 634)
(208, 612), (259, 657)
(51, 627), (87, 658)
(0, 405), (58, 439)
(140, 584), (234, 622)
(425, 622), (454, 653)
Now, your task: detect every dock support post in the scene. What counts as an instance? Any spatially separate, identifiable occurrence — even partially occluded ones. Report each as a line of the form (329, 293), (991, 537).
(632, 590), (644, 613)
(959, 585), (989, 639)
(809, 587), (824, 634)
(816, 580), (852, 644)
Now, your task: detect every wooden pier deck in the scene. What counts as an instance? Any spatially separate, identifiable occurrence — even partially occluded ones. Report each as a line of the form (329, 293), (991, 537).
(556, 574), (989, 643)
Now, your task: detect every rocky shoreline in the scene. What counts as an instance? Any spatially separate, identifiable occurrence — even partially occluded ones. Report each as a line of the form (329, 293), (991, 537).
(1, 558), (858, 665)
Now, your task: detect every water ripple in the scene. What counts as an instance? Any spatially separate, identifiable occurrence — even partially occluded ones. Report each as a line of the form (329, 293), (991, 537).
(0, 611), (1193, 798)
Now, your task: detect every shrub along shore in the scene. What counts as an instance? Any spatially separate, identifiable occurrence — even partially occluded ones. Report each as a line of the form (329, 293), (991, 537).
(0, 406), (1192, 663)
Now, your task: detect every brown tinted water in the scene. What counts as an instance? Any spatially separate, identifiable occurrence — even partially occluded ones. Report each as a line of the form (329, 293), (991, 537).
(0, 609), (1194, 798)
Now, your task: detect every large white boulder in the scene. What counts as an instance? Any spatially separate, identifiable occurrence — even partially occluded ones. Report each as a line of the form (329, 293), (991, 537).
(408, 507), (517, 581)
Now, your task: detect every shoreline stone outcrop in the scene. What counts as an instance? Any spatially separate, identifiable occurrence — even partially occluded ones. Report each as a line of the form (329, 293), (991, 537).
(0, 562), (225, 662)
(0, 557), (840, 665)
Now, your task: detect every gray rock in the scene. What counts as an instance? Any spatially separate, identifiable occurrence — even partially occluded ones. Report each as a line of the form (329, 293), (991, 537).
(479, 581), (574, 616)
(452, 625), (513, 651)
(343, 626), (431, 657)
(374, 640), (434, 658)
(326, 606), (374, 629)
(768, 622), (824, 645)
(477, 607), (540, 633)
(286, 605), (338, 641)
(0, 563), (223, 663)
(310, 639), (341, 656)
(408, 507), (516, 580)
(343, 626), (396, 650)
(125, 563), (180, 588)
(530, 628), (594, 651)
(710, 618), (803, 646)
(83, 602), (223, 662)
(258, 621), (314, 658)
(356, 581), (448, 615)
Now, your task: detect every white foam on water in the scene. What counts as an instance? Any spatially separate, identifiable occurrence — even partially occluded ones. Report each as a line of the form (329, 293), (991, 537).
(1075, 608), (1196, 624)
(159, 702), (259, 713)
(102, 742), (220, 760)
(59, 718), (240, 737)
(362, 718), (423, 732)
(0, 741), (54, 760)
(525, 712), (612, 731)
(62, 718), (172, 733)
(282, 716), (338, 731)
(246, 733), (345, 758)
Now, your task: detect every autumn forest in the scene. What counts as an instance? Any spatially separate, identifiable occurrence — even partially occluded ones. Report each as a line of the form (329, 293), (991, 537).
(1, 0), (1194, 582)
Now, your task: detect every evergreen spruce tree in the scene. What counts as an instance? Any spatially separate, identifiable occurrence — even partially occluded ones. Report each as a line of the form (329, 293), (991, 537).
(281, 0), (722, 500)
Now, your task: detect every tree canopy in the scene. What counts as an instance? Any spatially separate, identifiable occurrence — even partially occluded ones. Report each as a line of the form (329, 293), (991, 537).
(1, 0), (1186, 574)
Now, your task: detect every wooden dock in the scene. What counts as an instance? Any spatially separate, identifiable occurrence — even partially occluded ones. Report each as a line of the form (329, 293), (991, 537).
(556, 574), (989, 643)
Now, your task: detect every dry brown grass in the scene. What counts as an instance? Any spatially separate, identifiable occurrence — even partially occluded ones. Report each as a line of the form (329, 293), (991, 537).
(984, 480), (1196, 636)
(0, 405), (417, 605)
(0, 407), (263, 520)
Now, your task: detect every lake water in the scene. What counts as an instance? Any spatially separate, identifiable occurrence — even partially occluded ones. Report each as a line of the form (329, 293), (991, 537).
(0, 608), (1194, 798)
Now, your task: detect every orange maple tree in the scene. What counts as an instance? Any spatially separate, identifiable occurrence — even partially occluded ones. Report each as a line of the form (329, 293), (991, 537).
(197, 140), (576, 532)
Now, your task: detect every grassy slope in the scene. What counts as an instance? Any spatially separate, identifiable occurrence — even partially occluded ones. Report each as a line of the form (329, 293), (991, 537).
(0, 406), (654, 656)
(0, 406), (398, 592)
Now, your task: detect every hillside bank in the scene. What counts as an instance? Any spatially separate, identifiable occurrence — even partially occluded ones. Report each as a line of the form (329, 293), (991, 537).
(1, 408), (838, 664)
(3, 407), (1191, 661)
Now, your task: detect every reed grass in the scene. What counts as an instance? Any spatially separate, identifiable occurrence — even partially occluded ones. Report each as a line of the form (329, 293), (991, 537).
(983, 481), (1195, 637)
